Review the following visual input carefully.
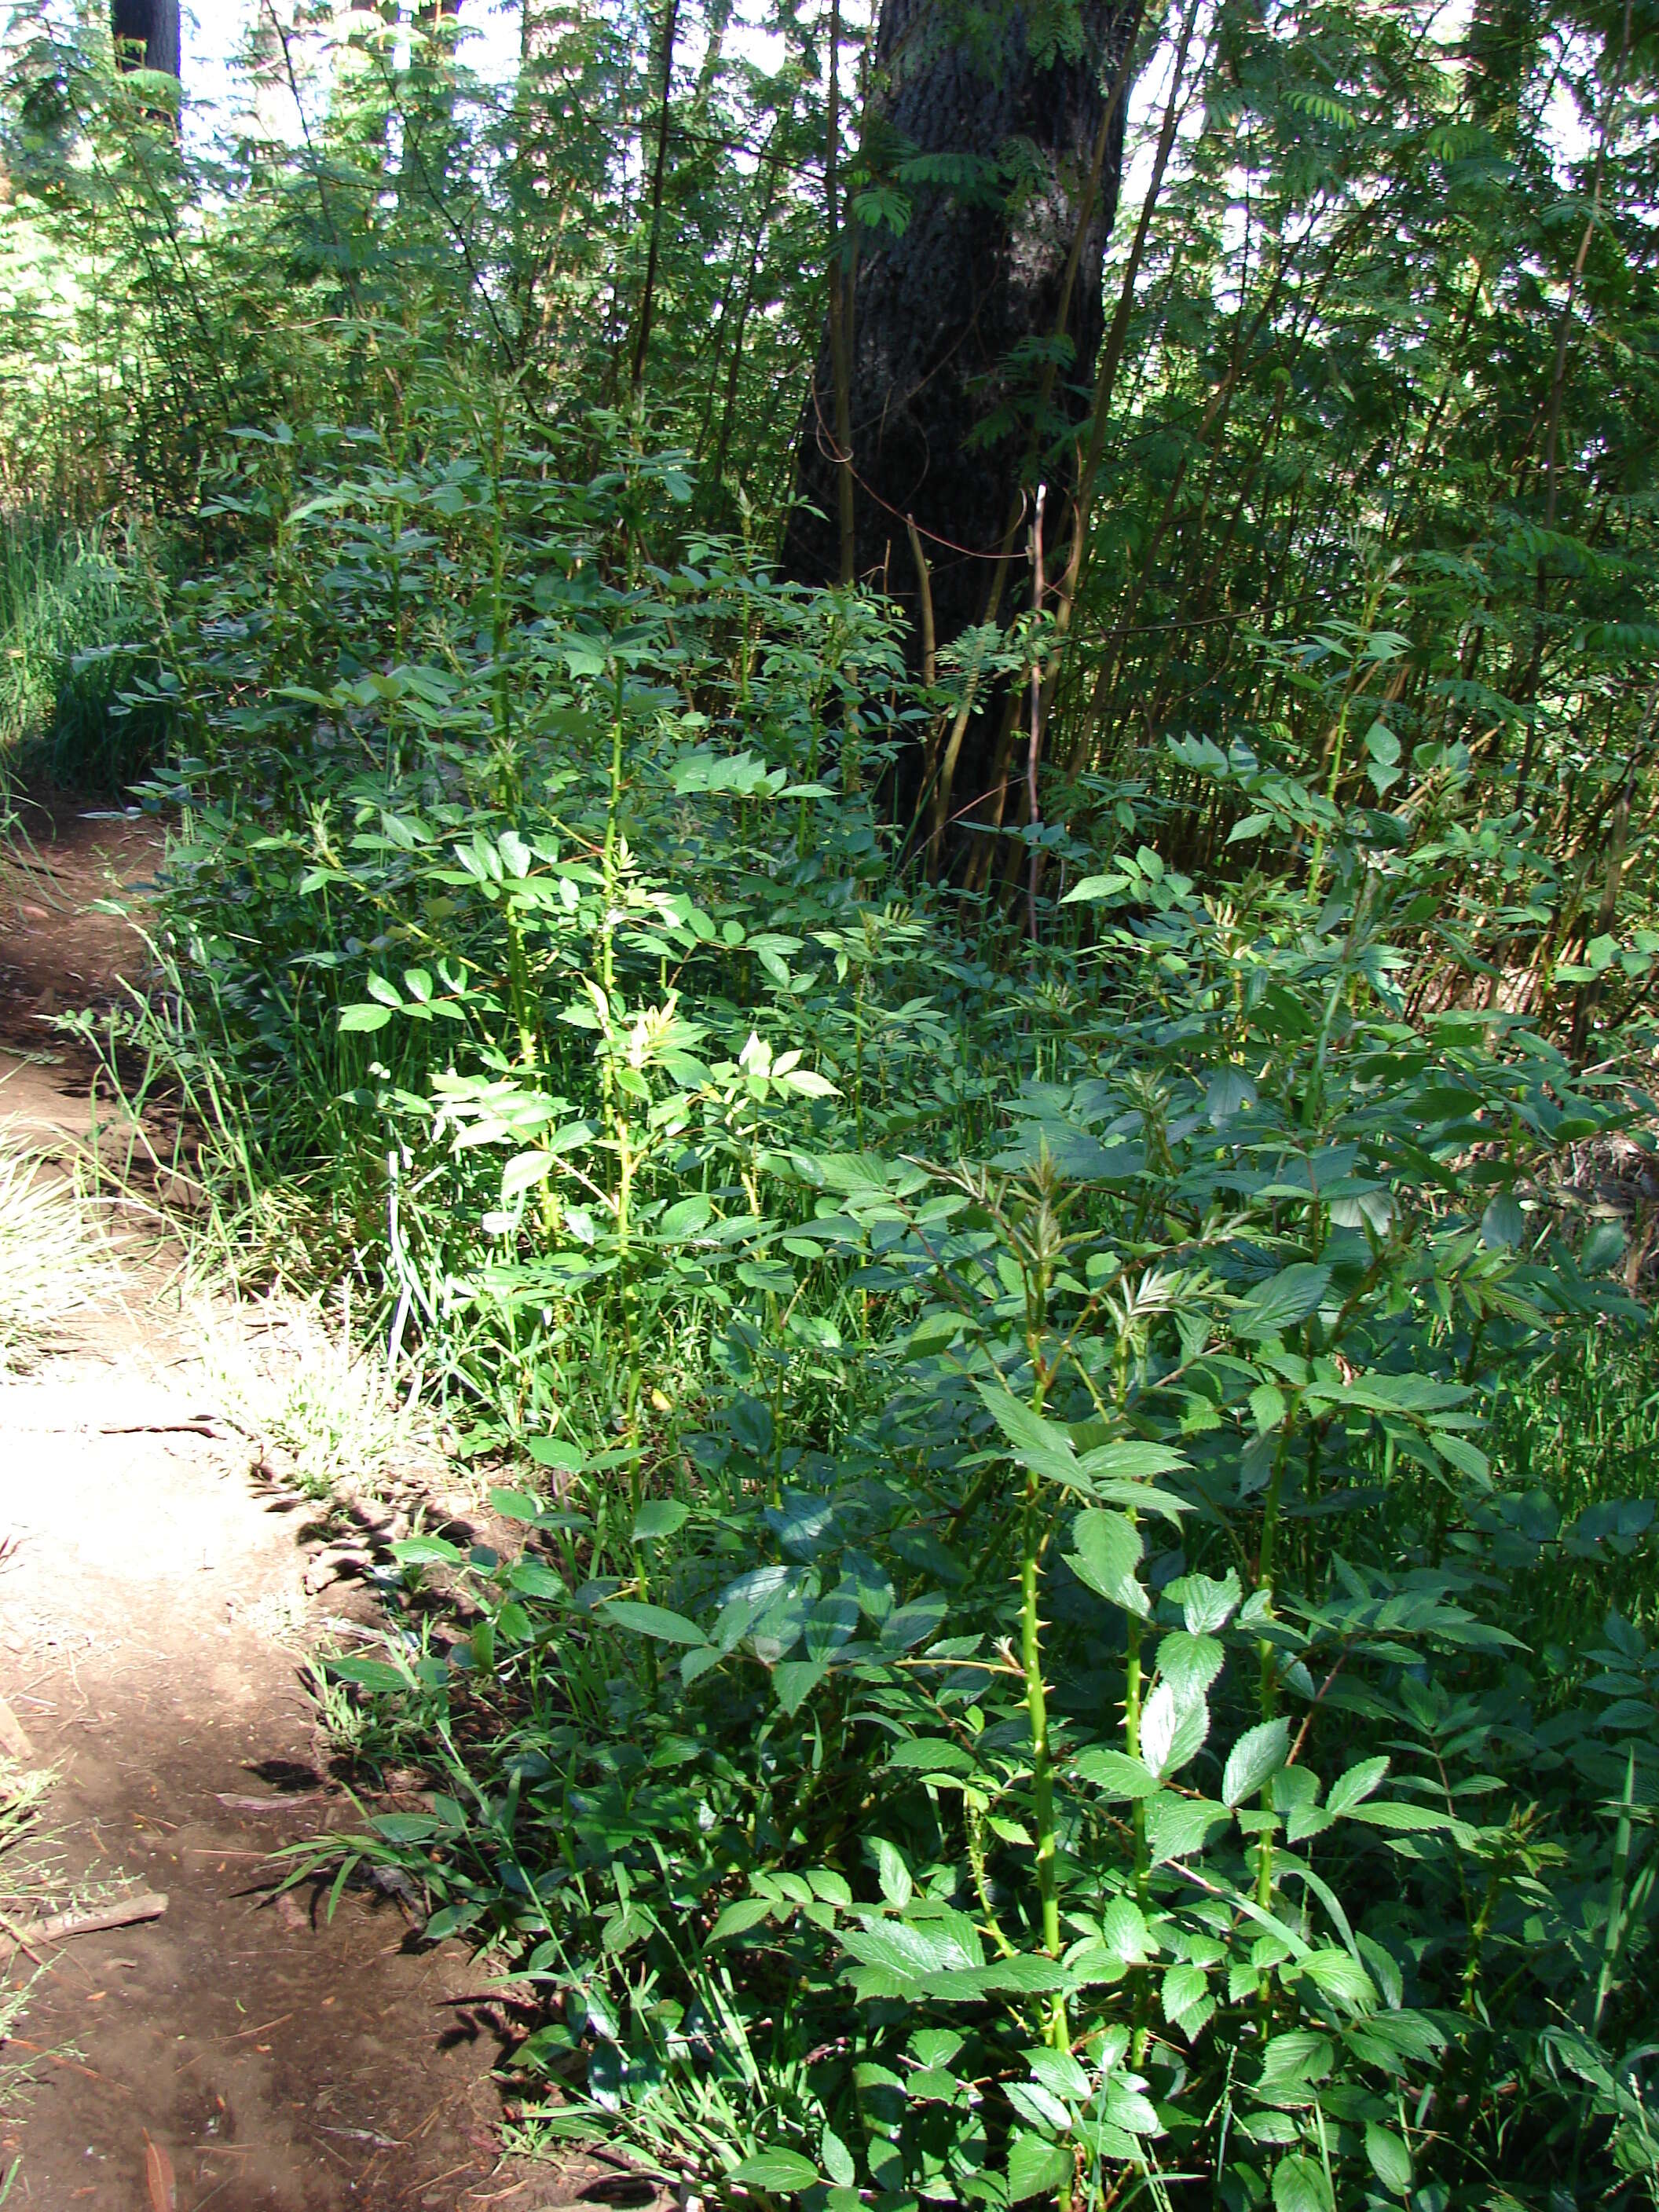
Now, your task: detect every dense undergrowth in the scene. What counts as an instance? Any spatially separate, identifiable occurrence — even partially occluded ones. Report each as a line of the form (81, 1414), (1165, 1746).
(0, 514), (167, 787)
(0, 2), (1657, 2208)
(57, 396), (1648, 2212)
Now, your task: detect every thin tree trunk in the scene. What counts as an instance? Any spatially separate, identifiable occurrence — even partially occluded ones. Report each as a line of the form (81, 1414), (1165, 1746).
(705, 137), (786, 493)
(823, 0), (856, 586)
(1026, 485), (1047, 938)
(630, 0), (683, 407)
(1062, 0), (1202, 606)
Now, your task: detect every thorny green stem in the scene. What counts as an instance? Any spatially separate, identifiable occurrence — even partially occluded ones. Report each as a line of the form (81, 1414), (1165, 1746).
(599, 666), (627, 1102)
(1254, 1420), (1295, 2002)
(1020, 1462), (1064, 2049)
(488, 405), (516, 804)
(1124, 1602), (1152, 2066)
(967, 1796), (1018, 1961)
(1256, 1423), (1294, 1723)
(1021, 1254), (1067, 2058)
(505, 899), (537, 1073)
(1112, 1330), (1153, 2066)
(595, 662), (644, 1599)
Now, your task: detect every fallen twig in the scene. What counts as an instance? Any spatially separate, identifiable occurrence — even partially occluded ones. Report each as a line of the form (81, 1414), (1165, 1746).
(145, 2130), (177, 2212)
(215, 1791), (332, 1813)
(31, 1891), (167, 1942)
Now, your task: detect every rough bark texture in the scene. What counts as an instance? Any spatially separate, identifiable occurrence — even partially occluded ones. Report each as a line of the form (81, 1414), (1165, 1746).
(782, 0), (1138, 672)
(111, 0), (180, 79)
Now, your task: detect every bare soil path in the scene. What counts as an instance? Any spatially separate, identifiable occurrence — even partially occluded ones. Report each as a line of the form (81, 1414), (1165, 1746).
(0, 799), (567, 2212)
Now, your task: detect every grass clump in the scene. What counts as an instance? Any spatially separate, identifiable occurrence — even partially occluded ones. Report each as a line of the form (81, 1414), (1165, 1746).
(201, 1291), (427, 1507)
(0, 1134), (107, 1370)
(0, 515), (170, 791)
(0, 1759), (56, 2176)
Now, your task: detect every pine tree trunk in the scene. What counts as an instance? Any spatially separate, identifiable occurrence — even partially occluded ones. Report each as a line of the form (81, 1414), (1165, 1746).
(112, 0), (180, 79)
(782, 0), (1139, 793)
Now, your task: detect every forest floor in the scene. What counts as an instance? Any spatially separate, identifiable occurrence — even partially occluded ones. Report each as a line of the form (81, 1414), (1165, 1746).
(0, 801), (628, 2212)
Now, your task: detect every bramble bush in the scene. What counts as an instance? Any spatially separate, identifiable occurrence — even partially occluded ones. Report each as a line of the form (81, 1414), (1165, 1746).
(101, 394), (1659, 2210)
(5, 9), (1658, 2199)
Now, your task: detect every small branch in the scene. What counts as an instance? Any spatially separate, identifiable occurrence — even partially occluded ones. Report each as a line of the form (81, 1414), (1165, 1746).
(31, 1892), (168, 1943)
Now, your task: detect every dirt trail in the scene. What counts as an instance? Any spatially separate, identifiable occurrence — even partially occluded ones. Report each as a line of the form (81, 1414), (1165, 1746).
(0, 800), (571, 2212)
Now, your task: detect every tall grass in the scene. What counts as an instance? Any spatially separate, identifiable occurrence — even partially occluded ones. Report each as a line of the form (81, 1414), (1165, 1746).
(1488, 1315), (1659, 1647)
(0, 515), (170, 789)
(0, 1133), (110, 1369)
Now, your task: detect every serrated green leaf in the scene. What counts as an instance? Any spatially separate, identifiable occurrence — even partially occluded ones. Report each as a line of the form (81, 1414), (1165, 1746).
(772, 1657), (830, 1714)
(1480, 1191), (1526, 1249)
(632, 1500), (690, 1542)
(1156, 1631), (1225, 1705)
(1326, 1756), (1389, 1815)
(731, 2148), (821, 2192)
(1300, 1946), (1379, 2011)
(1008, 2133), (1072, 2202)
(389, 1534), (463, 1567)
(875, 1838), (912, 1908)
(888, 1736), (976, 1772)
(1273, 2152), (1332, 2212)
(1066, 1507), (1144, 1610)
(1223, 1719), (1291, 1806)
(976, 1385), (1079, 1484)
(1074, 1747), (1160, 1798)
(1364, 2122), (1412, 2194)
(602, 1599), (707, 1646)
(1141, 1680), (1209, 1777)
(1236, 1263), (1331, 1339)
(707, 1896), (772, 1943)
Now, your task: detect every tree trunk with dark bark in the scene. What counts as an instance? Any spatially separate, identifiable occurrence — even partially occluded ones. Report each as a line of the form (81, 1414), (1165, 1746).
(111, 0), (180, 79)
(781, 0), (1139, 810)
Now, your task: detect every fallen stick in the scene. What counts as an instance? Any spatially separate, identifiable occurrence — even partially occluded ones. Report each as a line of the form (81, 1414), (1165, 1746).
(31, 1892), (167, 1943)
(97, 1423), (221, 1437)
(214, 1792), (331, 1814)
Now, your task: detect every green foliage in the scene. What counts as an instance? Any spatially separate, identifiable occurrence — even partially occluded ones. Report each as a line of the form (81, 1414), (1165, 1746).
(0, 515), (170, 786)
(264, 669), (1659, 2204)
(4, 5), (1659, 2209)
(126, 376), (1654, 2212)
(1050, 0), (1659, 980)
